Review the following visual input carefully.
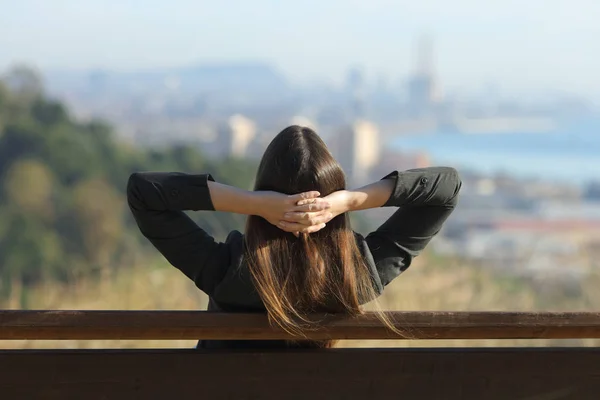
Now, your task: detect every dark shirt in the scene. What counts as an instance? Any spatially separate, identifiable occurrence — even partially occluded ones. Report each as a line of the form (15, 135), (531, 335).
(126, 167), (462, 348)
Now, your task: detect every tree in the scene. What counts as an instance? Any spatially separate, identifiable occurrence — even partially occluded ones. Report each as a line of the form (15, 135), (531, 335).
(0, 82), (8, 136)
(3, 64), (44, 99)
(3, 158), (56, 221)
(31, 98), (68, 126)
(0, 120), (45, 175)
(72, 179), (124, 269)
(0, 211), (63, 285)
(0, 70), (265, 292)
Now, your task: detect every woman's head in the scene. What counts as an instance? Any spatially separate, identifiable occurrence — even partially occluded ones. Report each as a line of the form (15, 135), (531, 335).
(253, 125), (345, 198)
(244, 125), (377, 347)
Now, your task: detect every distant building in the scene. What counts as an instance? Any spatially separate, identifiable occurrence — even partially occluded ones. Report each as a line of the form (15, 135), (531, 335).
(344, 66), (366, 119)
(584, 182), (600, 201)
(406, 35), (442, 116)
(216, 114), (256, 157)
(332, 120), (380, 185)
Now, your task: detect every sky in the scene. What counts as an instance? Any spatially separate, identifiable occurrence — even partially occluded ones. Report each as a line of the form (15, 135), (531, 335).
(1, 0), (599, 99)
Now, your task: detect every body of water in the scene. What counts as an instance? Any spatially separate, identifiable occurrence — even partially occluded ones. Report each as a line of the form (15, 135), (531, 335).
(390, 117), (600, 186)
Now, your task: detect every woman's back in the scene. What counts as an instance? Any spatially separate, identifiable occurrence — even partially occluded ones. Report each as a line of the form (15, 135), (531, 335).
(126, 125), (462, 348)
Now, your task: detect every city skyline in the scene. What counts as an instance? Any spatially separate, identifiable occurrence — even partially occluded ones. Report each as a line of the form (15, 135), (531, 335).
(1, 0), (599, 101)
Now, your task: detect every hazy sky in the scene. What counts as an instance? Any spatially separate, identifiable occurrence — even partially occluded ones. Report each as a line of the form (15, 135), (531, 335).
(1, 0), (599, 98)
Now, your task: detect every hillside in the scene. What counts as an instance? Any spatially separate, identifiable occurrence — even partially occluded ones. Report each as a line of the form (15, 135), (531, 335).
(0, 67), (258, 294)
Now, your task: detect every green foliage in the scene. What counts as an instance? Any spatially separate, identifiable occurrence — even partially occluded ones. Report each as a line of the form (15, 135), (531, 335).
(2, 64), (44, 100)
(0, 69), (259, 292)
(0, 66), (375, 295)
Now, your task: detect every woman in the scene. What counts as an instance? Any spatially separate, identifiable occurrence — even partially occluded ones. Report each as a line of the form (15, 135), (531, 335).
(127, 125), (461, 348)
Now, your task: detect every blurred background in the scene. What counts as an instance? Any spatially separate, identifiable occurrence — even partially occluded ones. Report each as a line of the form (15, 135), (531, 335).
(0, 0), (599, 348)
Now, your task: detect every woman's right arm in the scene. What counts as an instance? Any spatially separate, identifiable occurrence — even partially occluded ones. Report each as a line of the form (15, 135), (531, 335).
(127, 172), (231, 295)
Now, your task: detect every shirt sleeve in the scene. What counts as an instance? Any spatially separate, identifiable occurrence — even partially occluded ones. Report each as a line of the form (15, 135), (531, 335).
(126, 172), (230, 295)
(365, 167), (462, 286)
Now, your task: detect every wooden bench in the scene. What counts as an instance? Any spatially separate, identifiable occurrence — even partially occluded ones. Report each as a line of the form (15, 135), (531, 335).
(1, 311), (600, 399)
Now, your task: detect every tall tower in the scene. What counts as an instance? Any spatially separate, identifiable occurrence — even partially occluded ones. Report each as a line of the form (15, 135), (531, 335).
(408, 34), (441, 115)
(417, 34), (434, 77)
(344, 66), (366, 119)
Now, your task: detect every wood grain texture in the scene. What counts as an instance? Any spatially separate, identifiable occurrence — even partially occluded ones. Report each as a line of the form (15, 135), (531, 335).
(1, 310), (600, 340)
(1, 348), (599, 400)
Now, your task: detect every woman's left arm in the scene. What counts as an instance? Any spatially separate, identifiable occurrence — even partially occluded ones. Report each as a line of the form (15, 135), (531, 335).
(127, 172), (330, 294)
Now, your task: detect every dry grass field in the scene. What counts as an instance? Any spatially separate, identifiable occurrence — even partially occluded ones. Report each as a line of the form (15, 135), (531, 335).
(2, 253), (599, 349)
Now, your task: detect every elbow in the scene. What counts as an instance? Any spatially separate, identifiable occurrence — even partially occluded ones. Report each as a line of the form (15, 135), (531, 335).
(443, 167), (462, 208)
(423, 167), (461, 208)
(126, 173), (140, 198)
(126, 172), (146, 210)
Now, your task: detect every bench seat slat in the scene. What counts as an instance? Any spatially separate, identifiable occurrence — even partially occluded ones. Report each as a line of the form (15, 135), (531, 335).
(1, 348), (600, 399)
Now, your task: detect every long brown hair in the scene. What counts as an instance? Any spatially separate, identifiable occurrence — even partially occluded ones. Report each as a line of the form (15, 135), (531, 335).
(244, 126), (392, 347)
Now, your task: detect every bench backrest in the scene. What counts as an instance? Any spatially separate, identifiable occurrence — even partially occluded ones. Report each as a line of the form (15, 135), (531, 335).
(2, 310), (600, 340)
(2, 311), (600, 399)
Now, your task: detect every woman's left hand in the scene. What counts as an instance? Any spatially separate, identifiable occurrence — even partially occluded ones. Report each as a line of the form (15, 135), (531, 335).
(255, 191), (332, 234)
